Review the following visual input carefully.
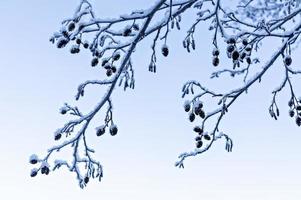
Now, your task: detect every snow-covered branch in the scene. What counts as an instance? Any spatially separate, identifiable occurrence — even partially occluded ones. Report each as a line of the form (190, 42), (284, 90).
(176, 0), (301, 166)
(30, 0), (301, 188)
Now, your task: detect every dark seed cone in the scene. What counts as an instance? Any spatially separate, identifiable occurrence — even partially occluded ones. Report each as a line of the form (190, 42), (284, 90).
(240, 52), (246, 60)
(227, 37), (236, 44)
(284, 56), (292, 66)
(288, 99), (294, 107)
(104, 64), (111, 70)
(212, 49), (220, 56)
(296, 117), (301, 126)
(193, 126), (202, 133)
(227, 45), (235, 53)
(76, 38), (81, 45)
(199, 110), (205, 119)
(195, 136), (202, 141)
(123, 28), (132, 36)
(84, 176), (89, 184)
(212, 57), (219, 67)
(111, 66), (117, 73)
(83, 42), (89, 49)
(102, 59), (108, 66)
(95, 51), (100, 57)
(184, 104), (191, 112)
(91, 58), (99, 67)
(113, 53), (121, 61)
(30, 159), (37, 165)
(30, 170), (38, 177)
(204, 134), (211, 140)
(196, 141), (203, 148)
(162, 46), (169, 57)
(41, 166), (49, 175)
(96, 128), (105, 137)
(106, 69), (113, 77)
(68, 22), (75, 32)
(55, 133), (62, 141)
(194, 107), (202, 115)
(61, 109), (67, 115)
(232, 51), (240, 60)
(57, 38), (68, 49)
(242, 38), (248, 46)
(189, 113), (195, 122)
(245, 46), (252, 51)
(246, 57), (251, 65)
(70, 47), (80, 54)
(110, 125), (118, 136)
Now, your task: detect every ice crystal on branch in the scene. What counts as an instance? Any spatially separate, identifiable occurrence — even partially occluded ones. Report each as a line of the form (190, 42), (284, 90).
(31, 0), (301, 188)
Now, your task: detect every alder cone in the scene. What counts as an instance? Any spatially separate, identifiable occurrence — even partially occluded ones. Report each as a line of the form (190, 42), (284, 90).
(296, 117), (301, 126)
(41, 166), (49, 175)
(76, 38), (81, 44)
(68, 22), (75, 32)
(83, 42), (89, 49)
(123, 28), (132, 36)
(232, 51), (240, 60)
(204, 134), (211, 140)
(91, 58), (99, 67)
(227, 45), (235, 53)
(113, 53), (121, 61)
(195, 136), (202, 141)
(289, 110), (295, 117)
(284, 56), (292, 66)
(60, 108), (67, 115)
(184, 104), (191, 112)
(30, 170), (38, 177)
(110, 125), (118, 136)
(193, 126), (202, 133)
(227, 37), (236, 44)
(199, 110), (205, 119)
(84, 177), (89, 184)
(106, 69), (113, 77)
(196, 141), (203, 148)
(242, 38), (248, 46)
(111, 66), (117, 73)
(189, 113), (195, 122)
(246, 57), (251, 64)
(212, 49), (220, 56)
(30, 159), (37, 165)
(162, 46), (169, 57)
(96, 128), (105, 137)
(55, 133), (62, 141)
(212, 57), (219, 67)
(57, 38), (68, 48)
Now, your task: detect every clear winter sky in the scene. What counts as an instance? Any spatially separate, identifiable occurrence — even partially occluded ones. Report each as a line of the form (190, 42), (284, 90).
(0, 0), (301, 199)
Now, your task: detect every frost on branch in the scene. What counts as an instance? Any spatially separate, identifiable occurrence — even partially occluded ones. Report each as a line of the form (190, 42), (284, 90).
(30, 0), (301, 188)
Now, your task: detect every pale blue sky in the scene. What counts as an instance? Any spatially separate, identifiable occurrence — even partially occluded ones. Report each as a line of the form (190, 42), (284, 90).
(0, 0), (301, 199)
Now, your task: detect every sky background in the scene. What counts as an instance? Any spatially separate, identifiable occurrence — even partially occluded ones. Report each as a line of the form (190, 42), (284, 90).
(0, 0), (301, 199)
